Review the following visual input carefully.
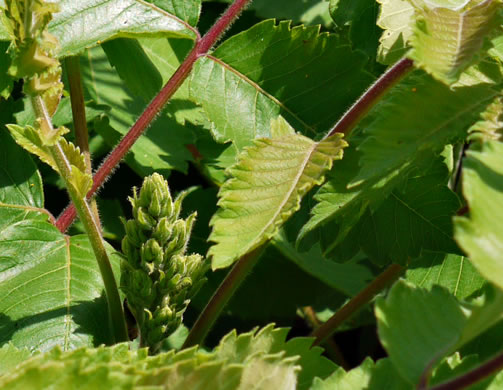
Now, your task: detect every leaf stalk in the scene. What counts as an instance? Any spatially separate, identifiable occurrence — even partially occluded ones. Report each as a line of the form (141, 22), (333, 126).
(327, 57), (414, 138)
(31, 95), (128, 343)
(65, 56), (101, 225)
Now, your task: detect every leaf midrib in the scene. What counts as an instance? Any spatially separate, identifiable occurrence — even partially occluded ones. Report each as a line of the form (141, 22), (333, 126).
(390, 191), (452, 241)
(241, 139), (320, 256)
(207, 55), (316, 136)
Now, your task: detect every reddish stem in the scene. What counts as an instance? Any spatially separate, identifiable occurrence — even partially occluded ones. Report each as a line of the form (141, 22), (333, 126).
(425, 351), (503, 390)
(327, 58), (414, 138)
(55, 0), (253, 232)
(311, 264), (404, 346)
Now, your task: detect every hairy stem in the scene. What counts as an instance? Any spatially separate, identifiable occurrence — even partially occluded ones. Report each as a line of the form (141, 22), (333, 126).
(426, 351), (503, 390)
(326, 58), (414, 138)
(311, 264), (404, 346)
(55, 0), (253, 233)
(31, 95), (128, 343)
(65, 56), (101, 226)
(182, 247), (263, 348)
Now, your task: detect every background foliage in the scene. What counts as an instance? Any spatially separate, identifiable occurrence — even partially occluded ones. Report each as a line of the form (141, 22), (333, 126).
(1, 0), (503, 388)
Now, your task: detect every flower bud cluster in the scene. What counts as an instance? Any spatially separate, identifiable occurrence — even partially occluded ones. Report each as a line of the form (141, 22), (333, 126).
(121, 173), (207, 351)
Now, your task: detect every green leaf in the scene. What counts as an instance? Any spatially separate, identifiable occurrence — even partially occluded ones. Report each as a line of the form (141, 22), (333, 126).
(210, 325), (302, 389)
(376, 0), (414, 64)
(297, 138), (393, 251)
(0, 344), (33, 376)
(5, 124), (60, 172)
(14, 97), (108, 128)
(0, 130), (43, 208)
(329, 0), (381, 59)
(0, 0), (199, 57)
(250, 0), (332, 26)
(208, 118), (347, 269)
(376, 281), (467, 384)
(407, 251), (486, 299)
(211, 0), (332, 26)
(408, 0), (503, 84)
(0, 142), (120, 349)
(146, 0), (201, 26)
(0, 227), (122, 350)
(310, 357), (409, 390)
(375, 280), (503, 384)
(358, 158), (461, 265)
(80, 41), (197, 176)
(282, 337), (337, 390)
(6, 124), (91, 197)
(330, 0), (374, 27)
(102, 38), (163, 103)
(189, 19), (373, 151)
(455, 140), (503, 291)
(0, 41), (11, 98)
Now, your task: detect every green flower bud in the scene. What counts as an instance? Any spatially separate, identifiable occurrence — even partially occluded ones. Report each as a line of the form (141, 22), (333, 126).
(141, 239), (163, 267)
(121, 237), (140, 268)
(122, 218), (140, 247)
(152, 217), (172, 243)
(147, 188), (162, 218)
(178, 276), (193, 291)
(136, 207), (156, 231)
(121, 267), (155, 309)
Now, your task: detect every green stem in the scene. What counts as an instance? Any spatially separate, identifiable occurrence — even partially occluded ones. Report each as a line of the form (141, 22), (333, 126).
(311, 264), (404, 346)
(31, 95), (128, 343)
(65, 56), (101, 226)
(182, 247), (264, 348)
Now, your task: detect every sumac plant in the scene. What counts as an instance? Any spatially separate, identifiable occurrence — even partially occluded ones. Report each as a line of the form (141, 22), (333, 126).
(2, 0), (503, 388)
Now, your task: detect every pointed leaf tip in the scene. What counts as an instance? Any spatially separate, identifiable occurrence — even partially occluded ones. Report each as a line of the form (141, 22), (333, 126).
(208, 118), (347, 270)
